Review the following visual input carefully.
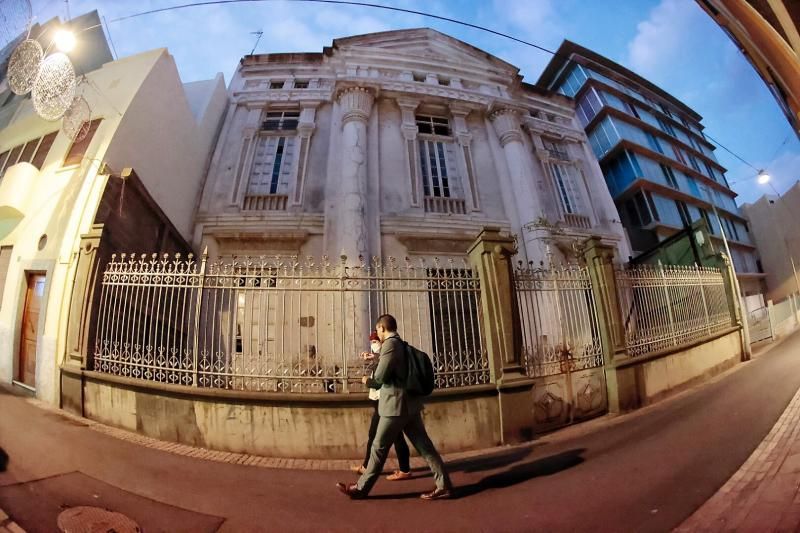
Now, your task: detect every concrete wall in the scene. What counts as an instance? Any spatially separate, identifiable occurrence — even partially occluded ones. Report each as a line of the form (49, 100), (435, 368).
(103, 52), (227, 242)
(742, 182), (800, 302)
(612, 328), (742, 409)
(75, 373), (501, 459)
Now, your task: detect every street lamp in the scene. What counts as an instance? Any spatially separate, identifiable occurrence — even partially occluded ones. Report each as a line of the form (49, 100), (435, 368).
(757, 170), (771, 185)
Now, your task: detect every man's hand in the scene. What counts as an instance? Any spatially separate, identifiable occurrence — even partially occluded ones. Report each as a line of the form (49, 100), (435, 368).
(361, 375), (369, 384)
(361, 351), (376, 361)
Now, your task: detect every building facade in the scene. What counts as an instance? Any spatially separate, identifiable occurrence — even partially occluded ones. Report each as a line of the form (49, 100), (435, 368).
(742, 181), (800, 301)
(537, 40), (765, 297)
(0, 32), (227, 403)
(195, 28), (630, 269)
(697, 0), (800, 138)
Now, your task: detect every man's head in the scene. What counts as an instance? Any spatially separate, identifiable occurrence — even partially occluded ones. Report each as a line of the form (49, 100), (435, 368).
(375, 314), (397, 341)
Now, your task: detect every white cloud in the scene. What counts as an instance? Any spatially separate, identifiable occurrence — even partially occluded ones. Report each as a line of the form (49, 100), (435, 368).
(627, 0), (704, 78)
(492, 0), (556, 29)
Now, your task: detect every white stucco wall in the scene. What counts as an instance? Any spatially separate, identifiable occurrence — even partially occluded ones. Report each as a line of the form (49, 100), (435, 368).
(0, 48), (225, 403)
(196, 29), (631, 268)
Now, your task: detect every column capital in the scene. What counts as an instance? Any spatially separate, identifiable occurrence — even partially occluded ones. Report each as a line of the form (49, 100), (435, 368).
(337, 87), (375, 126)
(490, 107), (524, 147)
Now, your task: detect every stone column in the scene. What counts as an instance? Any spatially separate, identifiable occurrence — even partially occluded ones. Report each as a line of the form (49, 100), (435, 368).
(397, 98), (421, 207)
(583, 237), (636, 413)
(336, 87), (374, 262)
(490, 108), (547, 265)
(450, 104), (479, 211)
(468, 227), (534, 445)
(291, 102), (319, 206)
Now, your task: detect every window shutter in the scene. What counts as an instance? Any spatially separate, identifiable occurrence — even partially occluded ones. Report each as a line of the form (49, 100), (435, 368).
(64, 119), (102, 166)
(31, 132), (58, 169)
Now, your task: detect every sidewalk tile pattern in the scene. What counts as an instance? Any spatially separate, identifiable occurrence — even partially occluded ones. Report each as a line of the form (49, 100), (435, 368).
(676, 385), (800, 532)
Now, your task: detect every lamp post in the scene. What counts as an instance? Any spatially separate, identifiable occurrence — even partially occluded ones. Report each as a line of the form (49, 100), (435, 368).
(699, 183), (751, 359)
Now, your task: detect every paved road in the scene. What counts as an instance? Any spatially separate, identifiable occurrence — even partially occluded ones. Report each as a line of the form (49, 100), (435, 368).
(1, 332), (799, 532)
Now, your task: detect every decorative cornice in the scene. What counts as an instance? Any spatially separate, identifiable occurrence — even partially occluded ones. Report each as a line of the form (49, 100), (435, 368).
(490, 108), (524, 147)
(337, 86), (375, 125)
(522, 115), (585, 143)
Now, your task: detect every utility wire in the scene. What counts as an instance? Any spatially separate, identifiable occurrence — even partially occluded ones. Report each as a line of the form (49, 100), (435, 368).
(36, 0), (782, 183)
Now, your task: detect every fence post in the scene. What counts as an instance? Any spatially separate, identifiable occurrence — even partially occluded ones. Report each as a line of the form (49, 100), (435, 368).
(64, 224), (105, 370)
(192, 247), (208, 387)
(718, 252), (750, 361)
(467, 227), (534, 445)
(467, 227), (523, 382)
(767, 299), (776, 340)
(583, 237), (636, 412)
(660, 264), (677, 346)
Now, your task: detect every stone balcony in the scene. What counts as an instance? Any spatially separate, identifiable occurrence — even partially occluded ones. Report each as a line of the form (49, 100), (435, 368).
(563, 213), (592, 229)
(242, 194), (288, 211)
(424, 196), (467, 215)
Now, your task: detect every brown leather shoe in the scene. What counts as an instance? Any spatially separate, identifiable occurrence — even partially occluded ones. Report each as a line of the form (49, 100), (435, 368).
(386, 470), (412, 481)
(420, 488), (452, 500)
(337, 482), (367, 499)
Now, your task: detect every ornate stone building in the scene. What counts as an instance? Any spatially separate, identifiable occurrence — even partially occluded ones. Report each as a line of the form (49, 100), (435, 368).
(196, 28), (630, 265)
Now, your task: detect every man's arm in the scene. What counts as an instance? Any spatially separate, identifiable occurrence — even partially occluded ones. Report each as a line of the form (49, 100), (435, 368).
(368, 338), (401, 387)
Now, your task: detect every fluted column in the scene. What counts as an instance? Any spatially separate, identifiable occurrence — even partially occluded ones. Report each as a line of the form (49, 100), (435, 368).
(490, 108), (547, 265)
(336, 87), (374, 262)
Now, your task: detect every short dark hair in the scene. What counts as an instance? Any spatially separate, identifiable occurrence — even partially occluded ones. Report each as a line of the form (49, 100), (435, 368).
(376, 314), (397, 332)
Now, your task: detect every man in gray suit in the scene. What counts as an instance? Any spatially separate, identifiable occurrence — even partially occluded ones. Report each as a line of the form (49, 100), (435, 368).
(337, 314), (452, 500)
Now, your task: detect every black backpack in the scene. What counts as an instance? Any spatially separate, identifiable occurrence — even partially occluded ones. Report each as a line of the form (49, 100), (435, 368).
(404, 342), (435, 396)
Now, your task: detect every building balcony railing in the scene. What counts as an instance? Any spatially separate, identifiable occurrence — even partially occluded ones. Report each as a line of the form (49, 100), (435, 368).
(547, 148), (570, 161)
(424, 196), (467, 215)
(242, 194), (288, 211)
(563, 213), (592, 229)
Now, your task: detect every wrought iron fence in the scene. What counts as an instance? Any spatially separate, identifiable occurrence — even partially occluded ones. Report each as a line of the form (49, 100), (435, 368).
(92, 253), (489, 393)
(615, 264), (732, 357)
(513, 263), (603, 377)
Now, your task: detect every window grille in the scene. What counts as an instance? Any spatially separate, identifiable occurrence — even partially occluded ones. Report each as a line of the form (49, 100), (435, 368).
(262, 111), (300, 131)
(416, 115), (451, 136)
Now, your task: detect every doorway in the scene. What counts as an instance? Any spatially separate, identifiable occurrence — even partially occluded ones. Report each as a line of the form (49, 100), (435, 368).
(17, 273), (45, 389)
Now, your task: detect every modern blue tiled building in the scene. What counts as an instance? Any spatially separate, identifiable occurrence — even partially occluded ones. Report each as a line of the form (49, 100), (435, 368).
(537, 40), (765, 296)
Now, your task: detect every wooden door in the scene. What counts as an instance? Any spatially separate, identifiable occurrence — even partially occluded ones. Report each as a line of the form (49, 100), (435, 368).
(18, 274), (45, 387)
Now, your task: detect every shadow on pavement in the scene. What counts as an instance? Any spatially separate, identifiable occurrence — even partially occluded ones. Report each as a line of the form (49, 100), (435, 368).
(453, 448), (586, 499)
(367, 448), (585, 501)
(443, 444), (538, 474)
(0, 447), (7, 472)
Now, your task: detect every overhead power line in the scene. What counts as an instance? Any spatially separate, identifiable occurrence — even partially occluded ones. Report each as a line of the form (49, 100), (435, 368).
(37, 0), (780, 184)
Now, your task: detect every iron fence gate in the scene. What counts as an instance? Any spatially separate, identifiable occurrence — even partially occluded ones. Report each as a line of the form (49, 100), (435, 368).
(513, 263), (606, 429)
(92, 253), (490, 393)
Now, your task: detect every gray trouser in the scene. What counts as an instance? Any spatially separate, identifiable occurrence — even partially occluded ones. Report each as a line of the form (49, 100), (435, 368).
(356, 410), (451, 495)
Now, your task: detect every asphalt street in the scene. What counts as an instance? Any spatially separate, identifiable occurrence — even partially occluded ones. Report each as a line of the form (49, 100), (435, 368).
(1, 331), (799, 532)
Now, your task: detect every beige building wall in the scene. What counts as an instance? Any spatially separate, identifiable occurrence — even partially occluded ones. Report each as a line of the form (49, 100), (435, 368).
(742, 181), (800, 301)
(0, 48), (226, 404)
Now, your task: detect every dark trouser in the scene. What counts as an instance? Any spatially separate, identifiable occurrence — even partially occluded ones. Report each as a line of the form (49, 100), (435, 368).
(362, 402), (410, 472)
(357, 410), (451, 495)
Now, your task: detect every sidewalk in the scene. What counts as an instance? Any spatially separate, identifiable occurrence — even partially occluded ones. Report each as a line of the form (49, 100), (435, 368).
(676, 382), (800, 532)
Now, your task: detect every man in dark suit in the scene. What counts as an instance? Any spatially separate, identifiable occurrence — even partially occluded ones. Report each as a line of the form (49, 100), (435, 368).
(337, 314), (452, 500)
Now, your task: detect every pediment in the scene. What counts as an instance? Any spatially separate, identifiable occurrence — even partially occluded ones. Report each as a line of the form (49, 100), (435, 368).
(332, 28), (519, 75)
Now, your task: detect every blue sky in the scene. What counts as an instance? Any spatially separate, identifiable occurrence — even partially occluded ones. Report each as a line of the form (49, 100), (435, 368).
(30, 0), (800, 205)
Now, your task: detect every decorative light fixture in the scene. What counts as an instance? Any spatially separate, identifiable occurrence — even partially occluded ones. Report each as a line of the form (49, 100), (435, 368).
(62, 94), (91, 141)
(53, 29), (76, 53)
(757, 170), (770, 184)
(32, 52), (76, 121)
(7, 38), (42, 95)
